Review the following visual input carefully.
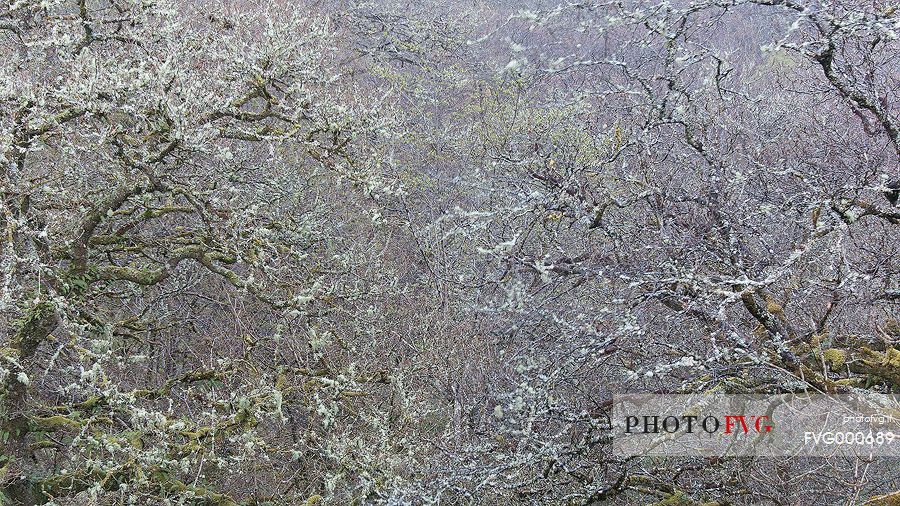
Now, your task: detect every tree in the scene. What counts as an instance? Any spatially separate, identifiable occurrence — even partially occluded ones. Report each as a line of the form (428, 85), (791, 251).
(2, 0), (899, 504)
(1, 1), (412, 503)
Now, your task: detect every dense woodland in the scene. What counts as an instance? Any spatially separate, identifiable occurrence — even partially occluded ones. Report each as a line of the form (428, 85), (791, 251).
(1, 0), (899, 504)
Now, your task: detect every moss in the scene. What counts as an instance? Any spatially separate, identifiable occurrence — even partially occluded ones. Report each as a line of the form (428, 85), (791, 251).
(650, 490), (720, 506)
(792, 342), (811, 356)
(74, 395), (103, 410)
(653, 491), (692, 506)
(11, 302), (58, 355)
(31, 415), (82, 431)
(810, 333), (825, 348)
(149, 469), (239, 505)
(752, 324), (768, 341)
(885, 319), (900, 338)
(822, 348), (847, 368)
(866, 490), (900, 506)
(125, 431), (144, 449)
(859, 347), (900, 388)
(834, 378), (867, 388)
(205, 251), (236, 264)
(97, 265), (165, 285)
